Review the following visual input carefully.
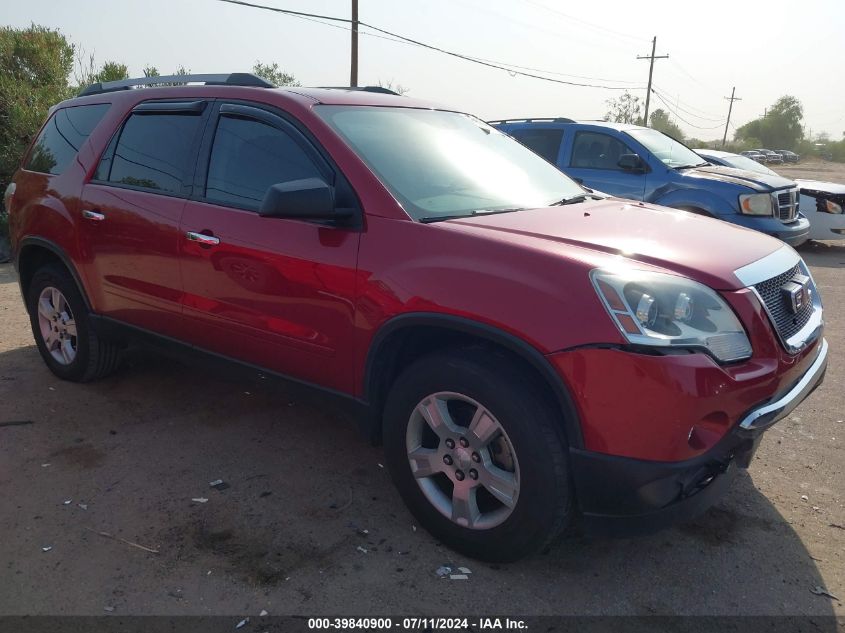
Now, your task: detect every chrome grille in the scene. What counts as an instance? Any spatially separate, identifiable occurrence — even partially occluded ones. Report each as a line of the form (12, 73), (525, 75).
(754, 264), (815, 341)
(774, 188), (798, 222)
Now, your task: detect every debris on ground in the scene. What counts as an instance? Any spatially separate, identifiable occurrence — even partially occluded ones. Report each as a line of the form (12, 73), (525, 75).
(209, 479), (230, 491)
(41, 463), (50, 467)
(103, 606), (115, 613)
(357, 529), (369, 536)
(191, 498), (209, 504)
(83, 527), (159, 554)
(450, 566), (472, 580)
(356, 546), (369, 554)
(78, 503), (88, 511)
(411, 525), (417, 532)
(801, 494), (809, 501)
(377, 463), (384, 469)
(810, 585), (840, 600)
(0, 420), (34, 427)
(259, 610), (269, 617)
(830, 523), (845, 530)
(48, 387), (55, 391)
(41, 546), (52, 553)
(235, 617), (249, 629)
(436, 564), (473, 580)
(63, 499), (72, 505)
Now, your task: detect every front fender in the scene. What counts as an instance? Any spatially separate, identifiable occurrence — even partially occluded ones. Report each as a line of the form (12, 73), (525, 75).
(649, 187), (738, 218)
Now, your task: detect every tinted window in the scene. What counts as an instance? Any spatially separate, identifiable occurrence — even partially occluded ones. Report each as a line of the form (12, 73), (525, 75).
(107, 113), (202, 193)
(205, 115), (322, 209)
(510, 129), (564, 164)
(316, 106), (583, 221)
(25, 104), (110, 175)
(570, 131), (635, 170)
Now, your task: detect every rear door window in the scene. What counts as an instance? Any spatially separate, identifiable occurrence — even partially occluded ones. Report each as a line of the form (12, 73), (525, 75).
(509, 128), (564, 164)
(570, 131), (633, 170)
(25, 104), (110, 175)
(101, 112), (203, 194)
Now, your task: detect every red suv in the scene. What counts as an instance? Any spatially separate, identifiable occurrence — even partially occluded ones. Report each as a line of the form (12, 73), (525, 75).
(5, 74), (828, 561)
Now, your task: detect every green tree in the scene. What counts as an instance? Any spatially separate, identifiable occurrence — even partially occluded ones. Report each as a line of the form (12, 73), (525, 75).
(252, 61), (299, 87)
(142, 65), (159, 77)
(605, 91), (643, 125)
(734, 95), (804, 149)
(0, 24), (73, 199)
(95, 61), (128, 83)
(648, 109), (684, 140)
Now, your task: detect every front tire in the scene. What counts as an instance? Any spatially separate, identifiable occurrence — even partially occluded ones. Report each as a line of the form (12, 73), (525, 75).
(383, 348), (572, 561)
(26, 264), (120, 382)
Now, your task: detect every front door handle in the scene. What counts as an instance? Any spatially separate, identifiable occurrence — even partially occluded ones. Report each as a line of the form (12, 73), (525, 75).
(82, 209), (106, 221)
(186, 231), (221, 246)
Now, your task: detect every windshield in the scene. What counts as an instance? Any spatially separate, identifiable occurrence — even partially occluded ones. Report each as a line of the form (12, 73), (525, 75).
(713, 153), (778, 177)
(315, 106), (583, 220)
(626, 128), (705, 169)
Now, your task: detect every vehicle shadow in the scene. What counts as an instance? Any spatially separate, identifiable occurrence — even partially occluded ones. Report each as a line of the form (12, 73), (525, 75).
(798, 240), (845, 270)
(0, 343), (839, 618)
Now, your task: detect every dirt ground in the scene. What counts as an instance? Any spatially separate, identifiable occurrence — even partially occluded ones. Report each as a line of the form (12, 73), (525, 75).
(0, 243), (843, 618)
(777, 159), (845, 185)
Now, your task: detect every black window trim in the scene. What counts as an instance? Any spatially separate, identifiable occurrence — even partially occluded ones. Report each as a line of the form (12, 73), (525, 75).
(569, 130), (638, 172)
(191, 99), (363, 228)
(22, 102), (112, 176)
(89, 98), (211, 199)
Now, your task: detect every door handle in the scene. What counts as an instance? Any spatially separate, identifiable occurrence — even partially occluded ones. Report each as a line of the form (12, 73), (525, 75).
(185, 231), (220, 246)
(82, 209), (106, 221)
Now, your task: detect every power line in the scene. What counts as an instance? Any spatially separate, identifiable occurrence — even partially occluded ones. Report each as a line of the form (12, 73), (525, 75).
(651, 86), (724, 121)
(653, 84), (722, 121)
(215, 0), (645, 90)
(649, 90), (725, 131)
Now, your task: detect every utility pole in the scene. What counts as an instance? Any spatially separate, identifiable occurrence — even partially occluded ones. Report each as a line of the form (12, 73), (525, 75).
(722, 87), (741, 147)
(637, 36), (668, 126)
(350, 0), (359, 87)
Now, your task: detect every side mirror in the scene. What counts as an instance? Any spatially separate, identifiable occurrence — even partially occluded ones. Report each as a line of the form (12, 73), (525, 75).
(617, 154), (647, 173)
(259, 177), (347, 220)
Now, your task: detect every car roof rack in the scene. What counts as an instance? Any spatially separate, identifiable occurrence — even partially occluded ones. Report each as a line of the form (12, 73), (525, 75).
(78, 73), (275, 97)
(316, 86), (400, 95)
(487, 117), (575, 124)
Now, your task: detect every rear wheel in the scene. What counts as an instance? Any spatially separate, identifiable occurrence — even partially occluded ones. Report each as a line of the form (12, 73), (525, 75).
(383, 348), (572, 561)
(26, 265), (120, 382)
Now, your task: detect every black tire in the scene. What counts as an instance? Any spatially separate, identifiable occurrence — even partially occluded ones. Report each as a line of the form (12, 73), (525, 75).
(383, 347), (572, 562)
(26, 264), (120, 382)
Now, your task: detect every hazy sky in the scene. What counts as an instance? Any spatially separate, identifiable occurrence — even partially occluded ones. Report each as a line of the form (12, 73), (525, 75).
(7, 0), (845, 141)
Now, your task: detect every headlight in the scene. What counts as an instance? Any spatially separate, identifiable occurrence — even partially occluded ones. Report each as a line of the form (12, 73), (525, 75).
(739, 193), (773, 216)
(591, 269), (752, 362)
(824, 199), (843, 214)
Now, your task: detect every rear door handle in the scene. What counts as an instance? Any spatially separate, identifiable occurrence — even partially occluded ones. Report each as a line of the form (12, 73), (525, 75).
(185, 231), (220, 246)
(82, 209), (106, 221)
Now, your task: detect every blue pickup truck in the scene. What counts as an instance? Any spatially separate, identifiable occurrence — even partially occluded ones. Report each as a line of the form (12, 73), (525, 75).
(489, 119), (809, 246)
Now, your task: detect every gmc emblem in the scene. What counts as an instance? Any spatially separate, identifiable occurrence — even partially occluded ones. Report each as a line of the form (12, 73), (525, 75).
(782, 274), (812, 314)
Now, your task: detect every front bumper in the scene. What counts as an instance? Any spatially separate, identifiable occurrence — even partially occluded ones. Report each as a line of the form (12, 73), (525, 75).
(569, 339), (828, 535)
(726, 214), (810, 246)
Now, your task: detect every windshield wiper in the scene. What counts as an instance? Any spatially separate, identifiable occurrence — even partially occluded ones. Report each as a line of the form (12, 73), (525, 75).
(418, 208), (524, 223)
(675, 162), (709, 170)
(550, 193), (603, 206)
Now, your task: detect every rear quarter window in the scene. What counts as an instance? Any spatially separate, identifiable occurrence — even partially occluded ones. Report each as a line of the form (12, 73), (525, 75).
(25, 104), (111, 175)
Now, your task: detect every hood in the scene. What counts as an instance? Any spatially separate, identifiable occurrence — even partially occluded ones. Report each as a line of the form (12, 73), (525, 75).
(683, 165), (794, 192)
(795, 179), (845, 199)
(443, 199), (785, 290)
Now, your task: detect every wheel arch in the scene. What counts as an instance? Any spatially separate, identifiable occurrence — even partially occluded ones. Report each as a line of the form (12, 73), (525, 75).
(16, 237), (92, 311)
(362, 313), (584, 449)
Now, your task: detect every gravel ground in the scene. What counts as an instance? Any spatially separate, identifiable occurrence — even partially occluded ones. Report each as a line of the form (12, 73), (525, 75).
(0, 244), (842, 617)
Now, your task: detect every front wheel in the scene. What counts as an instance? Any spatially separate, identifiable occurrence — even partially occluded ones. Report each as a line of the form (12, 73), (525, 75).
(383, 348), (572, 561)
